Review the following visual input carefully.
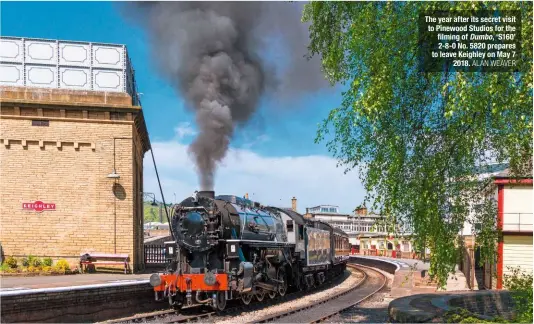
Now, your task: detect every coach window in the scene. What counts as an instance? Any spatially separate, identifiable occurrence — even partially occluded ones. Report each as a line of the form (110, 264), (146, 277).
(286, 220), (294, 232)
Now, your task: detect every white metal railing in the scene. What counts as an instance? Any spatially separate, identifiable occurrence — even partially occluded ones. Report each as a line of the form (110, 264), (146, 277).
(502, 213), (533, 232)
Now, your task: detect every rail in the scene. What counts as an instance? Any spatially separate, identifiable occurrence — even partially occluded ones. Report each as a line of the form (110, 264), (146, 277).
(253, 264), (385, 323)
(501, 213), (533, 232)
(106, 263), (357, 324)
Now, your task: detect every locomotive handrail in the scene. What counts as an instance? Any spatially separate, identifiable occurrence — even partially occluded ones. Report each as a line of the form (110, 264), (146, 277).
(178, 206), (209, 211)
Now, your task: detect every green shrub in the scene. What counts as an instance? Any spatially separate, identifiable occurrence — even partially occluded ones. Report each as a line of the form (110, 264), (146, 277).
(503, 266), (533, 323)
(21, 257), (29, 267)
(43, 257), (53, 267)
(443, 308), (507, 323)
(5, 256), (17, 268)
(31, 257), (42, 268)
(55, 259), (70, 272)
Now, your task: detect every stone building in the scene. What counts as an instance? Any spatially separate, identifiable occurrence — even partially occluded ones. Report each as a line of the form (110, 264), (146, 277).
(0, 37), (149, 271)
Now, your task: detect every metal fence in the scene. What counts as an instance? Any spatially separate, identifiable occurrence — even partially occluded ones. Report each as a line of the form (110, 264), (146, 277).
(144, 245), (165, 264)
(502, 213), (533, 232)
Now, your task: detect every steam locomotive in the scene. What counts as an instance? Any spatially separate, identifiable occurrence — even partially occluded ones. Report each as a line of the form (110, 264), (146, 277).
(149, 191), (350, 311)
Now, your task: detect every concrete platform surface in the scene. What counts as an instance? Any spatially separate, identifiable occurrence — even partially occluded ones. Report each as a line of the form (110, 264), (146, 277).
(0, 273), (151, 290)
(351, 254), (431, 271)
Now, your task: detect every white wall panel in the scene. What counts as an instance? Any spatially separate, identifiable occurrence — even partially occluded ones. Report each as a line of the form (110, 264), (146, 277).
(25, 40), (58, 65)
(92, 45), (124, 69)
(92, 69), (123, 92)
(25, 65), (57, 88)
(504, 186), (533, 214)
(0, 38), (23, 63)
(503, 235), (533, 277)
(59, 43), (90, 67)
(0, 63), (24, 85)
(0, 37), (137, 102)
(59, 67), (90, 90)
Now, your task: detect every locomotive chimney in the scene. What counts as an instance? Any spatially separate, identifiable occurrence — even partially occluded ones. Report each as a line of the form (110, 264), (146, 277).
(198, 190), (215, 199)
(291, 197), (297, 212)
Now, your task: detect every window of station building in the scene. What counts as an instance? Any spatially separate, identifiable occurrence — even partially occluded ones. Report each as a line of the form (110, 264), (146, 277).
(286, 220), (294, 232)
(298, 225), (304, 240)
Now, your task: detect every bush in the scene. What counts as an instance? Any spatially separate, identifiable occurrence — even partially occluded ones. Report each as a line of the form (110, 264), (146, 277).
(0, 263), (10, 272)
(42, 266), (52, 273)
(55, 259), (70, 272)
(31, 257), (42, 268)
(443, 309), (506, 323)
(21, 257), (29, 267)
(503, 266), (533, 323)
(43, 257), (53, 267)
(5, 256), (17, 268)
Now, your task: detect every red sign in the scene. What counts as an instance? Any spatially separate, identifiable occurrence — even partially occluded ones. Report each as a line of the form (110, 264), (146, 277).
(22, 201), (56, 213)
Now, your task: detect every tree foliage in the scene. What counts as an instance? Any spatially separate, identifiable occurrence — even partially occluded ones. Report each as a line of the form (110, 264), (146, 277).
(503, 266), (533, 323)
(303, 1), (532, 286)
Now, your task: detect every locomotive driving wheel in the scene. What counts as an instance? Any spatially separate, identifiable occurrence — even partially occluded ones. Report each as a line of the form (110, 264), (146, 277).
(268, 290), (277, 299)
(241, 292), (253, 305)
(277, 269), (287, 296)
(214, 291), (226, 312)
(255, 289), (265, 301)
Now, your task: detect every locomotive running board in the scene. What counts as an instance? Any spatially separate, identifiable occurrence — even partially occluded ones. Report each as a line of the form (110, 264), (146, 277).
(225, 239), (295, 248)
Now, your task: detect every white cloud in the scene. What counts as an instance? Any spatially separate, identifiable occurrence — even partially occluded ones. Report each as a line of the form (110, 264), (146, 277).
(174, 122), (197, 139)
(241, 133), (270, 149)
(143, 136), (366, 214)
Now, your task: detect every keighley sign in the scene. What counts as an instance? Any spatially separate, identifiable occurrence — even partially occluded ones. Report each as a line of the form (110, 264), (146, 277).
(22, 201), (56, 213)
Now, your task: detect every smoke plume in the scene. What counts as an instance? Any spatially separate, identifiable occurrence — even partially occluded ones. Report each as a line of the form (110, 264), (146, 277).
(123, 2), (329, 190)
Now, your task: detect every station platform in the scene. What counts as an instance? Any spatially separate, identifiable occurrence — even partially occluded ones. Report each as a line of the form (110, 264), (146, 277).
(0, 272), (151, 291)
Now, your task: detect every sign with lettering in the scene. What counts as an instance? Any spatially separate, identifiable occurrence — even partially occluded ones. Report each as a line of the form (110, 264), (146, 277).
(22, 201), (56, 213)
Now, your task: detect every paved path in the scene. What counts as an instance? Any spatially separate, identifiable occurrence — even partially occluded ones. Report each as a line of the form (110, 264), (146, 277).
(0, 273), (151, 290)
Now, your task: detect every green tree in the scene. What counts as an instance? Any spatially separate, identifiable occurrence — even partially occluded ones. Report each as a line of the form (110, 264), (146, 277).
(144, 202), (159, 223)
(503, 266), (533, 323)
(303, 1), (532, 286)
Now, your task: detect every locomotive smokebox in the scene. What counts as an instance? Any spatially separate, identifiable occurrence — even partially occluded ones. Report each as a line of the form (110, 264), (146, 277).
(198, 190), (215, 199)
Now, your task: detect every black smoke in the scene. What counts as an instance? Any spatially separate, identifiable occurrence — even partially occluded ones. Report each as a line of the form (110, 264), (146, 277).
(122, 1), (330, 190)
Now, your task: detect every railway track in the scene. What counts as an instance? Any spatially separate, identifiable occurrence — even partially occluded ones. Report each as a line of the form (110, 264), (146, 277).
(104, 263), (383, 324)
(252, 264), (386, 323)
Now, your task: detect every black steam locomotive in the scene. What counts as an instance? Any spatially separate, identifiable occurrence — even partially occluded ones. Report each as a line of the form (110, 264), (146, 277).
(150, 191), (349, 311)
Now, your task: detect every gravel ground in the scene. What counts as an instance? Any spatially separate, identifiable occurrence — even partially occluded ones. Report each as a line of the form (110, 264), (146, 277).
(325, 270), (394, 324)
(214, 267), (365, 324)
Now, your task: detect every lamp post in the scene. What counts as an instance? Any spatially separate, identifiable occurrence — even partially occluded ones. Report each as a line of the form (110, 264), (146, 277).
(143, 192), (158, 207)
(142, 192), (159, 229)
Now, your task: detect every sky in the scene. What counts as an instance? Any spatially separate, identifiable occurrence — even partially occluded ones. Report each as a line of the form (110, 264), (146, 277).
(1, 1), (366, 214)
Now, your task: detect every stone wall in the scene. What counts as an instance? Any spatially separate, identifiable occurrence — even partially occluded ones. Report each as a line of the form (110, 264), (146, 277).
(0, 283), (164, 323)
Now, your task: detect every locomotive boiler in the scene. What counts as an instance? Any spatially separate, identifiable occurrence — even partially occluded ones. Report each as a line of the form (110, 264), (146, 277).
(150, 190), (349, 312)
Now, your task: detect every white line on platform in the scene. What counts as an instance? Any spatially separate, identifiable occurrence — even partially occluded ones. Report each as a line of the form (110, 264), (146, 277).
(0, 280), (150, 297)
